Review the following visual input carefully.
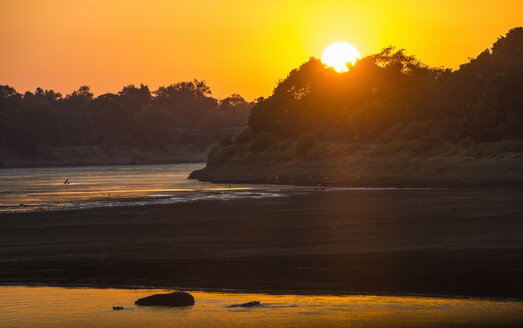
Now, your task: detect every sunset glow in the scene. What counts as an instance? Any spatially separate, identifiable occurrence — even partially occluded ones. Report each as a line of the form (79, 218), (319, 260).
(1, 1), (523, 98)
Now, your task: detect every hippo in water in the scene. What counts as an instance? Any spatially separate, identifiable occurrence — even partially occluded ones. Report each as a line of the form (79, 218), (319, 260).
(135, 291), (195, 307)
(228, 301), (261, 307)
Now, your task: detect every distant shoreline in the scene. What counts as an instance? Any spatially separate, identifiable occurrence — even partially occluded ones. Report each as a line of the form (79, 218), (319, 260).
(1, 157), (205, 169)
(0, 146), (206, 169)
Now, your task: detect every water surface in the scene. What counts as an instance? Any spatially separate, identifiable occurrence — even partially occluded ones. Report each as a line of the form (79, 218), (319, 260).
(0, 163), (301, 213)
(1, 286), (522, 328)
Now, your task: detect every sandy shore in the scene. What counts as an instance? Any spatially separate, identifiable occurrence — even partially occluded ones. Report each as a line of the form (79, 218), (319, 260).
(1, 189), (522, 298)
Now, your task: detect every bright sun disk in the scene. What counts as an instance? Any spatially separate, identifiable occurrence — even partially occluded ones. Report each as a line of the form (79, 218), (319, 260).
(321, 42), (361, 72)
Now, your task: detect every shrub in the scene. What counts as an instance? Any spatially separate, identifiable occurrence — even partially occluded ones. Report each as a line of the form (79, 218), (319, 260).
(249, 132), (277, 152)
(295, 133), (316, 158)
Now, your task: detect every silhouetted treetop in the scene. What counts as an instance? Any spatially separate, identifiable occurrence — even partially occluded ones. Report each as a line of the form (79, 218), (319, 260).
(247, 28), (522, 142)
(64, 85), (93, 106)
(0, 80), (253, 154)
(155, 79), (212, 101)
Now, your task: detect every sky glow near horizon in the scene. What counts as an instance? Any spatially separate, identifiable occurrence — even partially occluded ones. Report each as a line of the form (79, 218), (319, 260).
(1, 0), (522, 99)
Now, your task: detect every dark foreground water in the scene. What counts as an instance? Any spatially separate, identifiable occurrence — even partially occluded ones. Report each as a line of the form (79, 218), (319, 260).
(1, 286), (522, 328)
(1, 185), (522, 298)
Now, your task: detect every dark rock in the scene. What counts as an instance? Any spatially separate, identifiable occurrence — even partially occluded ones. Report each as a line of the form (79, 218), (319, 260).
(135, 291), (195, 307)
(113, 306), (124, 310)
(228, 301), (261, 307)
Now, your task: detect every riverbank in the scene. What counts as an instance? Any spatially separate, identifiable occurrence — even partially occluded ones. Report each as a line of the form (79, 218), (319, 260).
(189, 141), (523, 188)
(1, 189), (522, 298)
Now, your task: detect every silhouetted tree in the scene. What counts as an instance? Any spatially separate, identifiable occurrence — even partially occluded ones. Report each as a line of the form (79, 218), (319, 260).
(0, 79), (251, 155)
(64, 85), (94, 107)
(247, 28), (523, 143)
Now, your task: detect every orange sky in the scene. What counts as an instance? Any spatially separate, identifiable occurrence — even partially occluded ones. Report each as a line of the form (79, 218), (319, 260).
(1, 0), (522, 100)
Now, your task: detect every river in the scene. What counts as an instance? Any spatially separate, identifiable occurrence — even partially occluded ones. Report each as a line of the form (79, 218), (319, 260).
(1, 286), (522, 328)
(0, 163), (302, 213)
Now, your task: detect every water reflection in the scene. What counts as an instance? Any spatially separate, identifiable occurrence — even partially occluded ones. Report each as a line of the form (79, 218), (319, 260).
(0, 163), (300, 213)
(1, 286), (522, 328)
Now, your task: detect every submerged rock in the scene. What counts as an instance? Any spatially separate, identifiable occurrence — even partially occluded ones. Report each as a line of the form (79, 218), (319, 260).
(229, 301), (261, 307)
(135, 291), (195, 307)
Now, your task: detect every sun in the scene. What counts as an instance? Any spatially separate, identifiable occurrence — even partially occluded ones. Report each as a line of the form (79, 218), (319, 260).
(321, 42), (361, 72)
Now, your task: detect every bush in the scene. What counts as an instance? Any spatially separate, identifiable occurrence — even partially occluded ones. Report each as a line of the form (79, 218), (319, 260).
(249, 132), (277, 152)
(294, 133), (316, 158)
(234, 127), (253, 144)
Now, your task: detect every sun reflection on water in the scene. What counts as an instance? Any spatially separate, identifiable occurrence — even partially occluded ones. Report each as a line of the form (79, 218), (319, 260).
(1, 286), (522, 328)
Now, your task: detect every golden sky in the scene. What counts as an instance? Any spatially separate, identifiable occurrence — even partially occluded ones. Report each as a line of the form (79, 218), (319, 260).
(1, 0), (522, 100)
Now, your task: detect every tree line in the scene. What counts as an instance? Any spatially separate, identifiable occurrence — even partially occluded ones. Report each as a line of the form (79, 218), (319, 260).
(0, 80), (252, 155)
(2, 28), (522, 163)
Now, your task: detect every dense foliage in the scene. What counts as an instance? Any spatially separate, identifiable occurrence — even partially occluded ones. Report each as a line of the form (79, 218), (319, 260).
(0, 80), (251, 155)
(246, 28), (523, 143)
